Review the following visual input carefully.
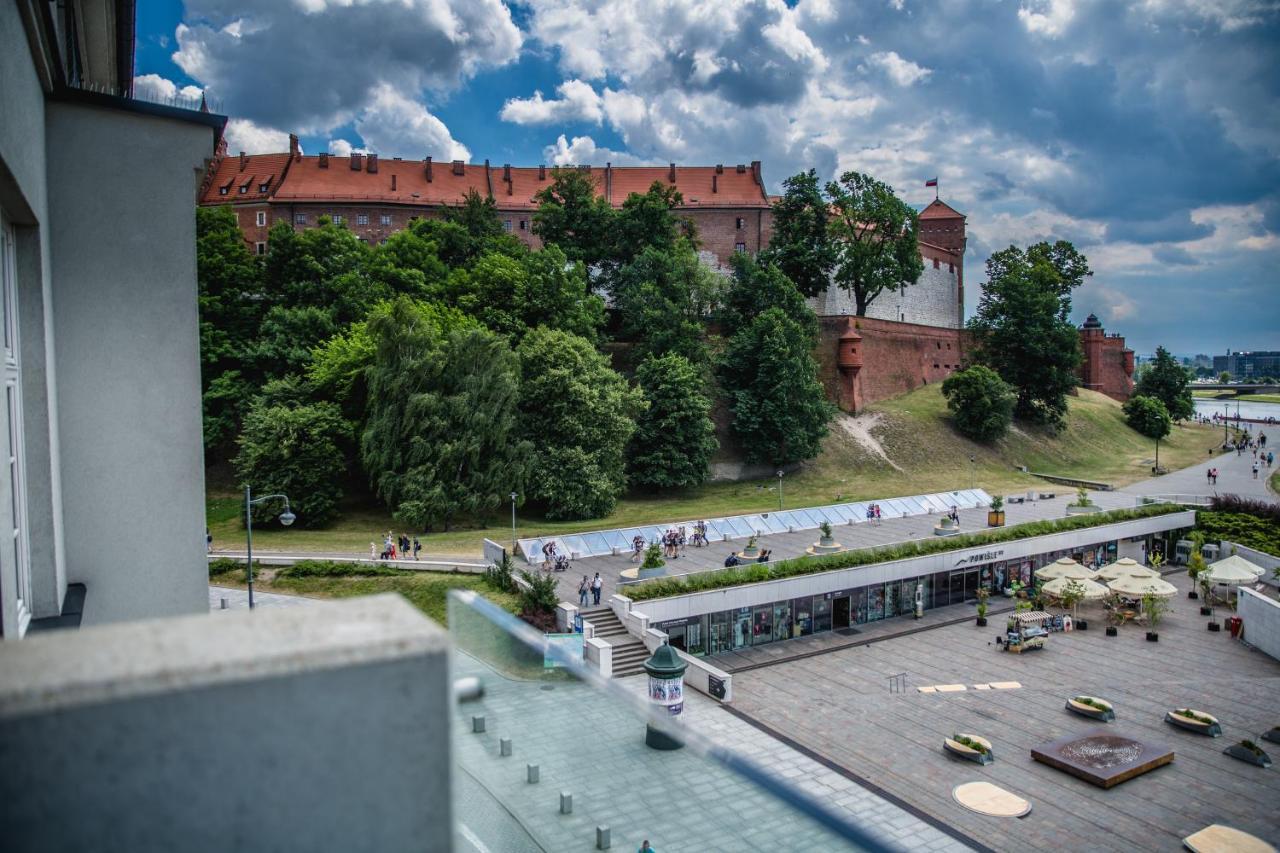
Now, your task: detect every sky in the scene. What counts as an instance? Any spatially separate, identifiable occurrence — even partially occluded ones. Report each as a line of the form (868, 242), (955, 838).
(134, 0), (1280, 356)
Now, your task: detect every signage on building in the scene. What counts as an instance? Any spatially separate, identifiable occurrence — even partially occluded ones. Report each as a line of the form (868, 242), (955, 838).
(708, 674), (726, 700)
(954, 549), (1004, 568)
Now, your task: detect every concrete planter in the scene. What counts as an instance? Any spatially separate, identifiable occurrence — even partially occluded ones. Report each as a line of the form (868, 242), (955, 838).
(1263, 727), (1280, 745)
(1067, 696), (1115, 722)
(1223, 743), (1272, 768)
(1066, 504), (1101, 516)
(1165, 709), (1222, 737)
(934, 519), (961, 537)
(807, 535), (843, 556)
(944, 734), (993, 765)
(637, 565), (667, 579)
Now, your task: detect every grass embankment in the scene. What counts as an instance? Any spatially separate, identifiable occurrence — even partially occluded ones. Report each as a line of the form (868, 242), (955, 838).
(208, 386), (1218, 558)
(207, 559), (519, 625)
(1192, 390), (1280, 404)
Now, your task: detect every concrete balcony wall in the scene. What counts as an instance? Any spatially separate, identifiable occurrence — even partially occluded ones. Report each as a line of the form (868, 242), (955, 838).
(0, 594), (452, 852)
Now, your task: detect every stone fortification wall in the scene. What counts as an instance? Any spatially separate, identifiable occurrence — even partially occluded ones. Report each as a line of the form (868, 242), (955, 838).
(808, 260), (962, 330)
(815, 316), (965, 414)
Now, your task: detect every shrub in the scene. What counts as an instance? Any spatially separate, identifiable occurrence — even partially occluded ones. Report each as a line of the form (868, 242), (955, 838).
(1197, 509), (1280, 557)
(279, 559), (407, 578)
(208, 558), (250, 580)
(485, 552), (516, 593)
(941, 365), (1015, 442)
(1123, 395), (1172, 441)
(517, 570), (559, 618)
(1209, 494), (1280, 525)
(641, 543), (665, 570)
(624, 504), (1185, 601)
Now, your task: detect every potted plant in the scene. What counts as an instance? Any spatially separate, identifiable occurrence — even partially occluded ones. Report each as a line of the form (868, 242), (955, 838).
(1165, 707), (1222, 737)
(944, 733), (994, 765)
(1005, 579), (1023, 598)
(1223, 739), (1272, 768)
(1186, 532), (1206, 599)
(637, 543), (667, 579)
(819, 521), (833, 544)
(987, 495), (1005, 528)
(1066, 695), (1115, 722)
(1065, 486), (1099, 516)
(1059, 579), (1086, 626)
(975, 588), (990, 627)
(1142, 592), (1168, 642)
(1102, 593), (1123, 636)
(740, 534), (761, 560)
(809, 521), (842, 555)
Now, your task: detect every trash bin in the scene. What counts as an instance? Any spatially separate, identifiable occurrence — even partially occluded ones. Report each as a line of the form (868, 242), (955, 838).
(1227, 616), (1242, 638)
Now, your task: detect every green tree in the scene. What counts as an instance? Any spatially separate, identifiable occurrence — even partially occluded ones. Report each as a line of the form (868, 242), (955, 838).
(628, 354), (718, 490)
(1219, 371), (1231, 383)
(612, 244), (719, 363)
(1124, 395), (1173, 440)
(760, 169), (836, 298)
(826, 172), (924, 315)
(262, 218), (378, 321)
(517, 327), (645, 520)
(235, 380), (352, 528)
(719, 307), (833, 465)
(445, 188), (505, 243)
(447, 246), (603, 342)
(1135, 346), (1194, 421)
(532, 168), (616, 267)
(967, 241), (1090, 428)
(720, 254), (815, 337)
(612, 182), (695, 266)
(360, 298), (528, 529)
(942, 366), (1016, 442)
(249, 305), (339, 378)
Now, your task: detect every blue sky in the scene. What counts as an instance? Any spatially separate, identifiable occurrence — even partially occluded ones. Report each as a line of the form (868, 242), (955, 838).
(135, 1), (1280, 356)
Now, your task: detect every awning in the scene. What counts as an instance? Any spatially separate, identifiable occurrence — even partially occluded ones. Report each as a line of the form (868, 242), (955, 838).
(1014, 611), (1054, 623)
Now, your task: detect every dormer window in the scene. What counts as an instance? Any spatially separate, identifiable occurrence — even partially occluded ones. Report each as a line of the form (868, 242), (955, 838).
(239, 186), (248, 194)
(259, 182), (270, 193)
(218, 186), (228, 195)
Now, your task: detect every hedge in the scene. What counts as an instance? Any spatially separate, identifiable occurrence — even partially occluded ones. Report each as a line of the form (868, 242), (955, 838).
(1196, 511), (1280, 558)
(279, 559), (410, 578)
(624, 503), (1189, 602)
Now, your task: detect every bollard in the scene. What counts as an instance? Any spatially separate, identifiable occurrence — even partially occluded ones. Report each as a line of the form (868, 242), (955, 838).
(472, 715), (486, 734)
(527, 764), (540, 784)
(454, 676), (484, 702)
(596, 826), (611, 850)
(500, 738), (512, 757)
(559, 792), (572, 815)
(220, 598), (228, 609)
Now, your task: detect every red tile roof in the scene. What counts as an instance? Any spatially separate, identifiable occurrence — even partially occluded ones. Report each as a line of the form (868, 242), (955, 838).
(919, 198), (965, 220)
(202, 153), (293, 203)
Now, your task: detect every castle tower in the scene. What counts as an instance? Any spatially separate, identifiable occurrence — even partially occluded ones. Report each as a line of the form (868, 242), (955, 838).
(1079, 313), (1105, 393)
(917, 199), (967, 328)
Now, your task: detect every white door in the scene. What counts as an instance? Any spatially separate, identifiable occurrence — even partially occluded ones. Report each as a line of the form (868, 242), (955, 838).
(0, 215), (31, 638)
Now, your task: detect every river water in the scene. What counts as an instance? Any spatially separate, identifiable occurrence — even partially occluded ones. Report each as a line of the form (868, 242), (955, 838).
(1193, 397), (1280, 423)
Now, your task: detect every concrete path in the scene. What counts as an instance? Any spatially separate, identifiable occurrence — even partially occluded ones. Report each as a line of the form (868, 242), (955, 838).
(208, 586), (316, 611)
(209, 550), (487, 572)
(1120, 435), (1276, 502)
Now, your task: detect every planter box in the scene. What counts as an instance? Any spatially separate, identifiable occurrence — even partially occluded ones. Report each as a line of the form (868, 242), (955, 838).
(1188, 591), (1198, 599)
(1146, 632), (1159, 642)
(1223, 743), (1272, 768)
(1263, 727), (1280, 745)
(1208, 622), (1221, 632)
(976, 617), (988, 627)
(1165, 709), (1222, 737)
(1105, 626), (1118, 637)
(944, 735), (993, 765)
(1067, 697), (1115, 722)
(637, 565), (667, 579)
(1076, 619), (1089, 630)
(1200, 606), (1213, 616)
(987, 510), (1005, 527)
(1065, 504), (1101, 516)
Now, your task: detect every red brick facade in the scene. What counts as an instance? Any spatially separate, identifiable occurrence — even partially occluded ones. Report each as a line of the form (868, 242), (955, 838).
(818, 316), (966, 413)
(1077, 313), (1135, 401)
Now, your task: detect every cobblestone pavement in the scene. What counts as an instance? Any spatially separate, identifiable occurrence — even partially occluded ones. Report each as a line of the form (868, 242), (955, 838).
(728, 571), (1280, 852)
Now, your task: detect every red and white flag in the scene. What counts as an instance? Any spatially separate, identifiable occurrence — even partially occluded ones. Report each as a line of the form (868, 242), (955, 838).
(925, 177), (938, 187)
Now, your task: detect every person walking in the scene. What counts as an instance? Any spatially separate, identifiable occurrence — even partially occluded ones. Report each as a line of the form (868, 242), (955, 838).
(206, 528), (213, 553)
(1253, 462), (1260, 479)
(578, 575), (590, 607)
(412, 536), (421, 560)
(638, 841), (656, 853)
(370, 541), (377, 561)
(631, 534), (645, 562)
(591, 573), (603, 605)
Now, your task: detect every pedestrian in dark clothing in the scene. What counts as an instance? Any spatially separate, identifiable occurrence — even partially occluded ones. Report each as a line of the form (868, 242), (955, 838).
(412, 537), (421, 560)
(592, 573), (603, 605)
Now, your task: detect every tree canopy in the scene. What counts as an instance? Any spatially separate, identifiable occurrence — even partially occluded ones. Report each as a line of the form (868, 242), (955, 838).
(628, 353), (718, 490)
(760, 169), (836, 298)
(1135, 345), (1194, 421)
(967, 241), (1090, 428)
(942, 366), (1016, 443)
(532, 168), (615, 268)
(1124, 395), (1173, 441)
(826, 171), (924, 316)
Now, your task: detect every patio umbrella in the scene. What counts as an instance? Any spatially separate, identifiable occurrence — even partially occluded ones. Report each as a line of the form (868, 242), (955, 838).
(1094, 557), (1160, 581)
(1042, 576), (1109, 621)
(1107, 575), (1178, 598)
(1203, 555), (1264, 586)
(1034, 557), (1097, 581)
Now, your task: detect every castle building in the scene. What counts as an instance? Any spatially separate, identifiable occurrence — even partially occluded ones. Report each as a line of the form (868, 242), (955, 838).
(1078, 313), (1135, 401)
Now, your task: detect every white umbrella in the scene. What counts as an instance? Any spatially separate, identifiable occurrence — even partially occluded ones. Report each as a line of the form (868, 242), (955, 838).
(1043, 576), (1109, 599)
(1094, 558), (1160, 581)
(1203, 555), (1264, 586)
(1107, 575), (1178, 598)
(1034, 557), (1097, 581)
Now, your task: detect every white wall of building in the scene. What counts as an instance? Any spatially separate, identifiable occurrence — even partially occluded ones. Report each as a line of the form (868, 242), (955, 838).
(808, 262), (961, 329)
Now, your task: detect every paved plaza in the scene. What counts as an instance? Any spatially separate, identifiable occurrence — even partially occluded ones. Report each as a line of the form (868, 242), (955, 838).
(727, 570), (1280, 851)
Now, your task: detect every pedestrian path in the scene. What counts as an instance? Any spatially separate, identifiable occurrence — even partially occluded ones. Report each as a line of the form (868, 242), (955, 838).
(1121, 433), (1276, 503)
(208, 586), (315, 611)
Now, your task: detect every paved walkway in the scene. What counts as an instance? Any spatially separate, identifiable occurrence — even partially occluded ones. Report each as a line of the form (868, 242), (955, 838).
(210, 549), (487, 572)
(1120, 436), (1276, 502)
(208, 585), (316, 611)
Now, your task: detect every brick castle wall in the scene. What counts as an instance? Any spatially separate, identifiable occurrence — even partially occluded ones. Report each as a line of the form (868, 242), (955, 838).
(816, 316), (966, 413)
(1079, 325), (1134, 401)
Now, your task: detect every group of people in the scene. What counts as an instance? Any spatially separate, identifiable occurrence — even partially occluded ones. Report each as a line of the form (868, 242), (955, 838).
(577, 573), (603, 606)
(541, 540), (571, 573)
(865, 504), (884, 525)
(372, 532), (420, 561)
(1205, 467), (1221, 485)
(723, 549), (771, 567)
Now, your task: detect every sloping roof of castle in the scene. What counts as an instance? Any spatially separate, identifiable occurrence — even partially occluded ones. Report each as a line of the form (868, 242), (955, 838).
(919, 198), (966, 220)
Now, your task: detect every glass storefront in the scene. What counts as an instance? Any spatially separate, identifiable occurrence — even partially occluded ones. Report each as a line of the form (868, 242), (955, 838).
(653, 538), (1127, 658)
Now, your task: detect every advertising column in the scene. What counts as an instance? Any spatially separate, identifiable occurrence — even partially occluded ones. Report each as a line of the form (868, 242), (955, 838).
(643, 643), (688, 750)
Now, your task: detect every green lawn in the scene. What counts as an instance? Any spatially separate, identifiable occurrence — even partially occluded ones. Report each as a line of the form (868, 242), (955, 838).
(210, 386), (1218, 558)
(208, 566), (519, 626)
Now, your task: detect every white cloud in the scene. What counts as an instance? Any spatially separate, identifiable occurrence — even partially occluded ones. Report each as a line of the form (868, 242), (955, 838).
(352, 84), (470, 160)
(543, 134), (648, 166)
(865, 51), (932, 86)
(327, 139), (368, 157)
(500, 80), (604, 125)
(1140, 0), (1278, 32)
(1018, 0), (1077, 37)
(133, 73), (203, 105)
(224, 118), (291, 154)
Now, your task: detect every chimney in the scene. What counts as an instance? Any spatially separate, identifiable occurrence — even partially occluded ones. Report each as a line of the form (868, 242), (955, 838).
(538, 164), (546, 180)
(452, 160), (465, 176)
(503, 163), (511, 182)
(715, 164), (724, 174)
(289, 134), (300, 161)
(367, 153), (378, 173)
(350, 152), (363, 170)
(319, 152), (329, 168)
(605, 162), (612, 203)
(668, 162), (676, 183)
(712, 174), (718, 193)
(751, 160), (762, 185)
(425, 156), (433, 182)
(391, 174), (397, 191)
(239, 151), (248, 172)
(736, 164), (746, 173)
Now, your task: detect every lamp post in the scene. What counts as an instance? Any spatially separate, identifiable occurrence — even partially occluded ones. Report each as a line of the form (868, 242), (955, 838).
(510, 491), (518, 552)
(1223, 402), (1229, 446)
(969, 455), (976, 490)
(244, 487), (296, 610)
(776, 470), (784, 511)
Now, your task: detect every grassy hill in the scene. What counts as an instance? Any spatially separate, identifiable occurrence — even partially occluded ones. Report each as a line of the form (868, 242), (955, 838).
(209, 386), (1219, 557)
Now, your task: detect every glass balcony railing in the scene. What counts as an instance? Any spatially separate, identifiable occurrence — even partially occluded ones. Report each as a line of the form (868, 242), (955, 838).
(448, 591), (893, 852)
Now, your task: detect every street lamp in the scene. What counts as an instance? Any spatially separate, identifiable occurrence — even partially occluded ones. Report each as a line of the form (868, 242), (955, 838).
(776, 470), (784, 511)
(969, 455), (976, 490)
(510, 491), (518, 552)
(244, 486), (295, 610)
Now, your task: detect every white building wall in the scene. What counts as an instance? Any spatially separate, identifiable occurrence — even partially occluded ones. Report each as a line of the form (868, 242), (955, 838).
(807, 262), (961, 329)
(46, 103), (213, 625)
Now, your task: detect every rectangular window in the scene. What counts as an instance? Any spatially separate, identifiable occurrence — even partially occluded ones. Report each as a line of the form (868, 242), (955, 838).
(256, 211), (266, 227)
(239, 185), (247, 194)
(380, 214), (392, 226)
(519, 220), (528, 231)
(503, 219), (513, 232)
(218, 187), (228, 196)
(295, 213), (307, 225)
(735, 217), (745, 229)
(357, 214), (369, 226)
(259, 183), (270, 193)
(332, 215), (344, 225)
(734, 242), (747, 253)
(255, 242), (266, 256)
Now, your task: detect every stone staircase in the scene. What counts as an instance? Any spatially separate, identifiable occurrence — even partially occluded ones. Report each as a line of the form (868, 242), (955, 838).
(579, 606), (649, 677)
